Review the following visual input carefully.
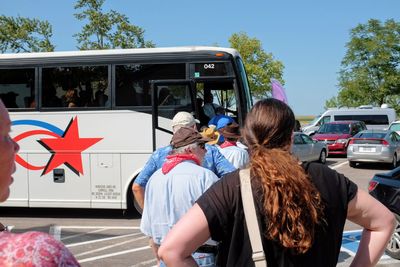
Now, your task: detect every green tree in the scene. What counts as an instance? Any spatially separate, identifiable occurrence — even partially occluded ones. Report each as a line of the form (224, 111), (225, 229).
(326, 19), (400, 111)
(324, 96), (339, 109)
(74, 0), (154, 50)
(229, 32), (284, 98)
(0, 15), (54, 53)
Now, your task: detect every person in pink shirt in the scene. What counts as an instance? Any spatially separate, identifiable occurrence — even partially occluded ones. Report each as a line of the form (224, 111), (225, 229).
(0, 99), (80, 267)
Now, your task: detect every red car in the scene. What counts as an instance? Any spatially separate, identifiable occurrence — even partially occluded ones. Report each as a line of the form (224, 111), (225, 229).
(312, 121), (367, 155)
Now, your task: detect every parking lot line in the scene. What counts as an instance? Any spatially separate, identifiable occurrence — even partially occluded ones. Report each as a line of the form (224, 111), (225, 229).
(75, 235), (146, 257)
(78, 245), (150, 263)
(66, 232), (142, 248)
(61, 227), (110, 241)
(330, 161), (348, 170)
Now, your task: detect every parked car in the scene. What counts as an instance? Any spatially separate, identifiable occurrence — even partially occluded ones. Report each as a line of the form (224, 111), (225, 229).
(292, 132), (328, 163)
(388, 120), (400, 135)
(312, 121), (367, 156)
(369, 167), (400, 259)
(347, 130), (400, 169)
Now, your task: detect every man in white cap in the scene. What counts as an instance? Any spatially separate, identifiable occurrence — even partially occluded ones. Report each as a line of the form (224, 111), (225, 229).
(132, 111), (235, 211)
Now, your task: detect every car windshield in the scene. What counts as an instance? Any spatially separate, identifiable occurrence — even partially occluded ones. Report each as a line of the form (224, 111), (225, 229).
(318, 123), (350, 134)
(309, 115), (321, 125)
(354, 132), (386, 139)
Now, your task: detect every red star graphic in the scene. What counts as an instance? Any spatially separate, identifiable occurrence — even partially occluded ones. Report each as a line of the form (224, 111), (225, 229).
(39, 117), (102, 176)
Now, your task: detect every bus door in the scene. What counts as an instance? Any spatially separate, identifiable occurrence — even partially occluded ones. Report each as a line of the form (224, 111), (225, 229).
(150, 80), (196, 151)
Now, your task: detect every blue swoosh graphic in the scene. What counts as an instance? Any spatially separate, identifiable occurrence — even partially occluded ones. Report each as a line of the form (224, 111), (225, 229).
(12, 120), (64, 136)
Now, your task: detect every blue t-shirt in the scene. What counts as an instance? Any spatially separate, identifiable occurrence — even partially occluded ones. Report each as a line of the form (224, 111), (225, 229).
(134, 144), (235, 187)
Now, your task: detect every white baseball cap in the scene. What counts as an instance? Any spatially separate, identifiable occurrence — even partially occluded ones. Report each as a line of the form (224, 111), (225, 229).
(172, 111), (200, 127)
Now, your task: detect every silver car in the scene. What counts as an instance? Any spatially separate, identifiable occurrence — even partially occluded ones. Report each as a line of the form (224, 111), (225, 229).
(347, 130), (400, 168)
(292, 132), (328, 164)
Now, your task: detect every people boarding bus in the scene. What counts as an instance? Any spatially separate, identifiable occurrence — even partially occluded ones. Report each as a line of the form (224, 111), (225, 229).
(0, 46), (252, 213)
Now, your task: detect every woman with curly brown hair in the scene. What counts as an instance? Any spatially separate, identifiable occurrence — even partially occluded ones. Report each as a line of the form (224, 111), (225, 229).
(158, 98), (395, 267)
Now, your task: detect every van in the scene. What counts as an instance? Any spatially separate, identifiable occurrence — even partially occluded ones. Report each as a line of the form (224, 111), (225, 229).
(302, 105), (397, 135)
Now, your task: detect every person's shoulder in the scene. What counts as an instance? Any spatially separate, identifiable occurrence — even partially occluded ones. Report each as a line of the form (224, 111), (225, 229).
(18, 231), (78, 265)
(220, 168), (240, 184)
(155, 145), (172, 153)
(303, 162), (348, 187)
(152, 145), (172, 157)
(304, 162), (336, 176)
(6, 231), (63, 246)
(0, 231), (77, 258)
(205, 143), (218, 151)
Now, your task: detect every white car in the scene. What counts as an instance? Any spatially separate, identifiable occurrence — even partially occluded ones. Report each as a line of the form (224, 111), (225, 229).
(388, 120), (400, 135)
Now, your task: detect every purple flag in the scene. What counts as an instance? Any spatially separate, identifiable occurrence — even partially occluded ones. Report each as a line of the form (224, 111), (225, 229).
(271, 79), (288, 104)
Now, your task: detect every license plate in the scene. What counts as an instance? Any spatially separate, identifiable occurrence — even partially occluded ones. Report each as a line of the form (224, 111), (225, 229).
(359, 147), (376, 152)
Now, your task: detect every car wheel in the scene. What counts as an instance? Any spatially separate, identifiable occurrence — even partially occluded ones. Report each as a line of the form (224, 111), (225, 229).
(391, 154), (398, 169)
(318, 150), (327, 164)
(386, 213), (400, 259)
(349, 161), (357, 168)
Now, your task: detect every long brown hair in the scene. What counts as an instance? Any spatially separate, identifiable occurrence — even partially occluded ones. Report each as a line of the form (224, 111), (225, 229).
(242, 98), (322, 254)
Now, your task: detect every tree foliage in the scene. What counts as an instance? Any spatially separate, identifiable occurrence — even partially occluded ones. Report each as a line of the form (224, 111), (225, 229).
(229, 32), (284, 99)
(74, 0), (154, 50)
(326, 19), (400, 112)
(0, 15), (54, 53)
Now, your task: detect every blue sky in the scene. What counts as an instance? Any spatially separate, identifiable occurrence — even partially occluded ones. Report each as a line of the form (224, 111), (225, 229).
(2, 0), (399, 115)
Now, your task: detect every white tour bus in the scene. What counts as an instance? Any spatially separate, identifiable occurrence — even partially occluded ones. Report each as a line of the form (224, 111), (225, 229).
(0, 47), (252, 212)
(302, 105), (397, 135)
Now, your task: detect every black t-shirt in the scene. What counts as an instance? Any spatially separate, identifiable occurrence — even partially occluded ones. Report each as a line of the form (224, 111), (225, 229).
(196, 162), (358, 267)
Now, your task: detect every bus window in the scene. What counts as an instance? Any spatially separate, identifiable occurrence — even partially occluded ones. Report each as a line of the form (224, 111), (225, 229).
(41, 66), (109, 108)
(156, 84), (192, 119)
(115, 63), (185, 108)
(196, 80), (237, 126)
(0, 68), (35, 109)
(335, 114), (389, 125)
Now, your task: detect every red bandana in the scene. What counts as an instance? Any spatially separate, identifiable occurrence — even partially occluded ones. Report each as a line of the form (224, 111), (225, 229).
(162, 154), (201, 174)
(219, 141), (237, 148)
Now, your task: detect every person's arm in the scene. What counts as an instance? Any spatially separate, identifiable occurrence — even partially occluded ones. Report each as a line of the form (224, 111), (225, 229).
(132, 183), (145, 210)
(158, 203), (211, 266)
(347, 189), (396, 267)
